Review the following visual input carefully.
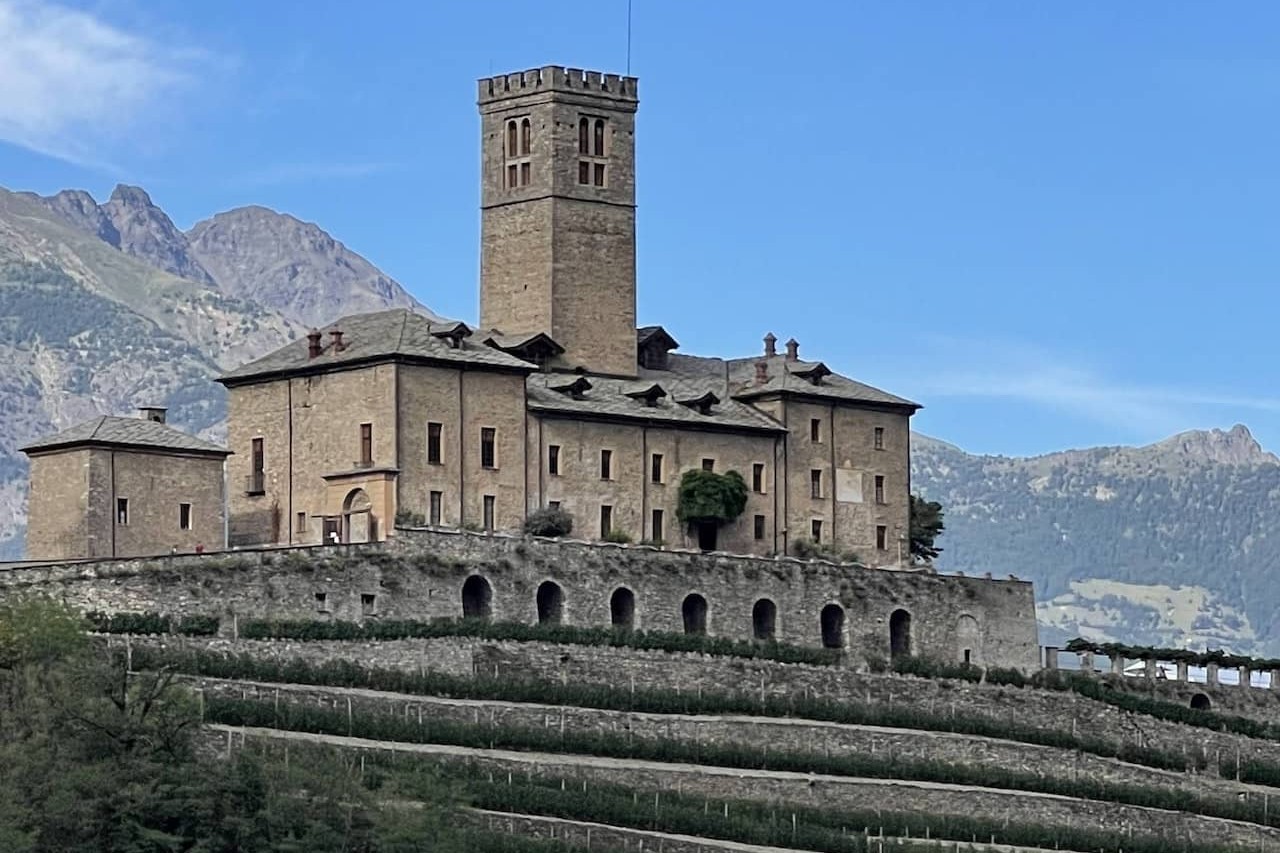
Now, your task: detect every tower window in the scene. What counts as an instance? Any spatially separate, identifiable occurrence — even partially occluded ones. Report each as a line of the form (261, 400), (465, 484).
(600, 505), (613, 538)
(810, 469), (823, 499)
(754, 514), (766, 540)
(359, 422), (373, 466)
(593, 163), (606, 186)
(810, 418), (822, 442)
(811, 519), (823, 543)
(874, 427), (885, 450)
(548, 444), (561, 476)
(578, 161), (590, 185)
(179, 503), (192, 531)
(600, 449), (613, 480)
(507, 164), (519, 188)
(427, 422), (443, 464)
(117, 498), (129, 525)
(520, 118), (531, 155)
(651, 508), (664, 542)
(505, 117), (532, 188)
(578, 117), (590, 154)
(483, 495), (496, 531)
(520, 162), (530, 185)
(875, 475), (885, 504)
(876, 525), (888, 550)
(651, 453), (664, 483)
(702, 458), (715, 472)
(593, 119), (605, 156)
(507, 120), (518, 157)
(480, 428), (496, 469)
(752, 463), (765, 493)
(296, 511), (307, 533)
(429, 491), (443, 526)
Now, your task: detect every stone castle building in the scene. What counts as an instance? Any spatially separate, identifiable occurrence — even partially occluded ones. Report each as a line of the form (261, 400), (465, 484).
(218, 66), (920, 562)
(20, 407), (228, 559)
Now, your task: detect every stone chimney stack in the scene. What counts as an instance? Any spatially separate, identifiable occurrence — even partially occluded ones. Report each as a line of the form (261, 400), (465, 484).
(785, 338), (799, 362)
(306, 330), (323, 358)
(330, 329), (346, 352)
(763, 333), (777, 358)
(754, 361), (769, 385)
(138, 406), (167, 424)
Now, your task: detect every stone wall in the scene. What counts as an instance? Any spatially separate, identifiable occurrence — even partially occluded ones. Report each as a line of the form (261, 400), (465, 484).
(2, 526), (1040, 670)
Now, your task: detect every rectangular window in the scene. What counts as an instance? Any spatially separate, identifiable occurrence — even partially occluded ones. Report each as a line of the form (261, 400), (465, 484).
(520, 161), (531, 186)
(752, 463), (765, 493)
(963, 649), (972, 665)
(578, 161), (590, 184)
(811, 519), (823, 543)
(600, 505), (613, 538)
(483, 494), (496, 531)
(876, 524), (888, 550)
(651, 508), (664, 542)
(754, 514), (766, 540)
(179, 503), (192, 530)
(359, 423), (373, 465)
(429, 491), (442, 526)
(116, 498), (129, 525)
(810, 418), (821, 442)
(315, 592), (329, 612)
(296, 511), (307, 533)
(874, 427), (885, 450)
(427, 422), (443, 464)
(702, 458), (715, 472)
(548, 444), (561, 476)
(810, 469), (823, 499)
(361, 593), (377, 616)
(507, 163), (518, 188)
(593, 163), (606, 186)
(600, 449), (612, 480)
(875, 475), (885, 504)
(549, 500), (561, 510)
(651, 453), (664, 484)
(480, 428), (496, 469)
(249, 437), (265, 494)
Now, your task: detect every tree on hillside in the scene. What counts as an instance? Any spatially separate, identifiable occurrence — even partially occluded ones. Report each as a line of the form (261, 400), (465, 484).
(910, 494), (945, 562)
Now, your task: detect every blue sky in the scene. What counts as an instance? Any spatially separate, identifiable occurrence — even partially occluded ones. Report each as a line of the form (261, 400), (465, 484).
(2, 0), (1279, 457)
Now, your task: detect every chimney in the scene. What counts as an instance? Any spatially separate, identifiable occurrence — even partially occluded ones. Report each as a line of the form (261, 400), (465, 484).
(306, 329), (323, 358)
(330, 329), (346, 352)
(785, 338), (799, 362)
(763, 332), (777, 358)
(138, 406), (167, 424)
(754, 361), (769, 386)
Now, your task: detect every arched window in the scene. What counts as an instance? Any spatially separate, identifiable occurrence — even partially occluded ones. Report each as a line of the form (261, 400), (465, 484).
(752, 598), (777, 641)
(890, 609), (912, 660)
(956, 614), (980, 666)
(593, 119), (605, 156)
(820, 604), (845, 649)
(682, 593), (707, 635)
(536, 580), (563, 625)
(610, 587), (635, 631)
(520, 118), (531, 155)
(578, 118), (590, 154)
(462, 575), (492, 621)
(506, 121), (518, 157)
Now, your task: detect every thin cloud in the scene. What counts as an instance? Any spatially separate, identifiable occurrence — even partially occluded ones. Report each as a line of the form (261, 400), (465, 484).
(230, 160), (398, 189)
(0, 0), (203, 167)
(906, 335), (1280, 436)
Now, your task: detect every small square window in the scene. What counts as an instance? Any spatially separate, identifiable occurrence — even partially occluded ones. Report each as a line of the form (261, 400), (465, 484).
(116, 498), (129, 525)
(315, 592), (329, 612)
(753, 514), (766, 540)
(963, 649), (972, 665)
(427, 422), (443, 464)
(811, 519), (823, 543)
(751, 463), (765, 493)
(651, 453), (664, 484)
(810, 418), (821, 442)
(876, 525), (888, 550)
(874, 427), (885, 450)
(810, 469), (823, 499)
(361, 593), (377, 616)
(179, 503), (192, 531)
(480, 428), (497, 469)
(600, 449), (613, 480)
(548, 444), (560, 476)
(549, 500), (561, 510)
(702, 458), (715, 472)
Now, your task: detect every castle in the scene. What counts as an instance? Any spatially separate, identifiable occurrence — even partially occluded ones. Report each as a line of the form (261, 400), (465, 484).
(23, 66), (919, 565)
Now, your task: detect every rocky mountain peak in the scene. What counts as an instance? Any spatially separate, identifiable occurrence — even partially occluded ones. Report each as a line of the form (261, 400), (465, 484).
(107, 184), (156, 208)
(100, 186), (213, 285)
(1149, 424), (1277, 467)
(38, 190), (120, 245)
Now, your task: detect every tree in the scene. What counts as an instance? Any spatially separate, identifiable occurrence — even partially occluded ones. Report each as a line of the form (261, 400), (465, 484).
(910, 494), (945, 562)
(523, 506), (574, 537)
(676, 469), (748, 526)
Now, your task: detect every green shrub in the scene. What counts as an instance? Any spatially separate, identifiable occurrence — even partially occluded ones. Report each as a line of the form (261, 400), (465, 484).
(86, 610), (219, 637)
(601, 529), (632, 544)
(523, 506), (574, 537)
(676, 469), (748, 525)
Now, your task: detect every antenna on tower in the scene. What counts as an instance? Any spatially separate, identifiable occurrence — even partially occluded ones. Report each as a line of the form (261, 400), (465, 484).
(626, 0), (633, 75)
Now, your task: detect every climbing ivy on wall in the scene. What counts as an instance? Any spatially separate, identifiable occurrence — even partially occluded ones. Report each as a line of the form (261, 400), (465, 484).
(675, 469), (748, 526)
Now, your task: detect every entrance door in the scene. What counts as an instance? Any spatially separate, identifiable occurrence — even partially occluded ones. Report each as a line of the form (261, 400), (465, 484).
(697, 522), (718, 552)
(322, 517), (341, 545)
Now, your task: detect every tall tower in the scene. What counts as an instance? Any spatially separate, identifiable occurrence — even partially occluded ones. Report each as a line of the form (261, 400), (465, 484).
(478, 66), (639, 377)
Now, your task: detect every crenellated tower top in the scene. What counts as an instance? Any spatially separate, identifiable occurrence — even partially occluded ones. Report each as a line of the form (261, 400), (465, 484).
(477, 66), (639, 107)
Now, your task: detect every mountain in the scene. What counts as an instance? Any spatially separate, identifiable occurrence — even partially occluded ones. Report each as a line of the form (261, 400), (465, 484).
(912, 425), (1280, 656)
(0, 184), (435, 558)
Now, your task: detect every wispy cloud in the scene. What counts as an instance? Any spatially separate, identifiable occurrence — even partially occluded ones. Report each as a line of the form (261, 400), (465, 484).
(230, 160), (398, 189)
(907, 335), (1280, 436)
(0, 0), (204, 168)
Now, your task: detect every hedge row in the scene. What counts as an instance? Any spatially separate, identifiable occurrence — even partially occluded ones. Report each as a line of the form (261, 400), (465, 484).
(87, 610), (219, 637)
(237, 617), (842, 666)
(201, 694), (1280, 829)
(138, 647), (1202, 774)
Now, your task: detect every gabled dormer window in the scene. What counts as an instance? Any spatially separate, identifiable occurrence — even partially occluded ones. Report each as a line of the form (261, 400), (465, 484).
(549, 376), (592, 401)
(676, 391), (719, 416)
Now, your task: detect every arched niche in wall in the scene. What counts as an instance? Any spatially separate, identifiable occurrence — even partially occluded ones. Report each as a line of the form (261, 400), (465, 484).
(461, 575), (493, 621)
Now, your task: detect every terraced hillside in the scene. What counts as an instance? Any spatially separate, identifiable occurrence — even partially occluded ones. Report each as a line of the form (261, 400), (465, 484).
(94, 615), (1280, 853)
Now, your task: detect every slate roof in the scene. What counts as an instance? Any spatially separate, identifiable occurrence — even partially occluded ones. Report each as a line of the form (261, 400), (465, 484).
(220, 309), (535, 384)
(21, 417), (229, 456)
(646, 352), (920, 411)
(526, 373), (784, 433)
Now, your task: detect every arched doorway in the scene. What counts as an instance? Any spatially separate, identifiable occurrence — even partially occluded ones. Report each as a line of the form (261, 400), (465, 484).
(1190, 693), (1212, 711)
(610, 587), (635, 631)
(890, 609), (912, 659)
(752, 598), (777, 641)
(461, 575), (492, 620)
(682, 593), (708, 635)
(343, 488), (373, 543)
(536, 581), (564, 625)
(820, 604), (845, 649)
(956, 614), (980, 666)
